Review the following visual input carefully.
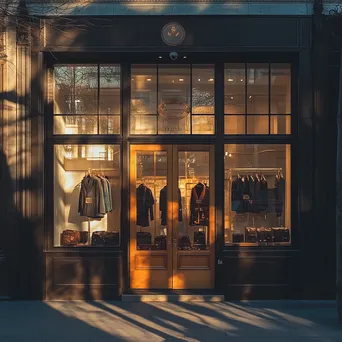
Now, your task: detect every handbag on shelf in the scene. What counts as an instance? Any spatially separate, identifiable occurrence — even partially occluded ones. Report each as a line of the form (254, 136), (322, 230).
(61, 230), (81, 246)
(256, 227), (273, 243)
(245, 227), (257, 243)
(138, 244), (153, 250)
(153, 235), (167, 250)
(136, 231), (152, 246)
(232, 233), (244, 243)
(91, 231), (119, 246)
(272, 227), (290, 242)
(193, 231), (206, 250)
(178, 235), (192, 250)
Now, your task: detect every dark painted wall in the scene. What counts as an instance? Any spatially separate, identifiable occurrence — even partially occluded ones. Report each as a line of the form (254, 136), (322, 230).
(2, 15), (338, 300)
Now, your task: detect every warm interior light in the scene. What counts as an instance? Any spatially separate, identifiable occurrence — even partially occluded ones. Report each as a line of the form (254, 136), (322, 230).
(208, 78), (214, 82)
(228, 153), (232, 158)
(249, 95), (252, 99)
(230, 96), (234, 100)
(198, 78), (201, 82)
(228, 78), (234, 82)
(179, 78), (184, 82)
(240, 79), (244, 82)
(146, 78), (152, 82)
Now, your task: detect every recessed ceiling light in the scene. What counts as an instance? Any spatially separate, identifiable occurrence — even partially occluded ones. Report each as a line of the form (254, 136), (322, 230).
(179, 78), (184, 82)
(147, 78), (152, 82)
(240, 79), (244, 82)
(228, 78), (234, 82)
(198, 78), (201, 82)
(208, 78), (214, 82)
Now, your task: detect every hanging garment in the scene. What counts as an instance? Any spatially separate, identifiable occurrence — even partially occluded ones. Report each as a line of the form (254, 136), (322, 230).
(231, 177), (242, 212)
(189, 183), (210, 226)
(159, 186), (182, 226)
(253, 177), (268, 212)
(136, 184), (155, 227)
(99, 176), (113, 213)
(78, 175), (106, 218)
(275, 176), (286, 217)
(236, 176), (252, 214)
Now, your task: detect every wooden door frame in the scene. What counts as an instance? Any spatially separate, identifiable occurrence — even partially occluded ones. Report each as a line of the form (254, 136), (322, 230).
(129, 144), (173, 289)
(172, 144), (215, 289)
(129, 144), (215, 289)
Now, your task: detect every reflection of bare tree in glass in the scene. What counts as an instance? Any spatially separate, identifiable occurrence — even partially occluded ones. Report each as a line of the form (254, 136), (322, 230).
(55, 65), (121, 133)
(192, 88), (214, 108)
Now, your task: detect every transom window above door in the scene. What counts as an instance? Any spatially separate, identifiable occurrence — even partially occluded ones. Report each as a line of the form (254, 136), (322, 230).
(130, 64), (215, 135)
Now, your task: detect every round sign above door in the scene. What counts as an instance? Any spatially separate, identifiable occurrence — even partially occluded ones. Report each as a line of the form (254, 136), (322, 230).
(161, 22), (185, 46)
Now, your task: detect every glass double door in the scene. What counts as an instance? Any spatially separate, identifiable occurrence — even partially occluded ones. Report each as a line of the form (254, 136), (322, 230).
(130, 145), (215, 289)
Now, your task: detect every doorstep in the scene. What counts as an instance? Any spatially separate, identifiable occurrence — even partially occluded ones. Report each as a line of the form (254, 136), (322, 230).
(122, 290), (224, 302)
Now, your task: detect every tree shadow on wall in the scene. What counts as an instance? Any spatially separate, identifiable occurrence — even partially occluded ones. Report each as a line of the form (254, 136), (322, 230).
(0, 148), (42, 300)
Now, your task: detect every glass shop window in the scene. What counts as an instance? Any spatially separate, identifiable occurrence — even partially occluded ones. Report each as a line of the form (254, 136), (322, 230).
(54, 65), (121, 134)
(54, 145), (121, 247)
(224, 63), (291, 135)
(224, 144), (291, 246)
(135, 151), (168, 250)
(130, 64), (215, 135)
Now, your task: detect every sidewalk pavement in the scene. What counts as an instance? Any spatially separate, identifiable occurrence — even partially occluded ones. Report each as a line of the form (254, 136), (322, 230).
(0, 300), (341, 341)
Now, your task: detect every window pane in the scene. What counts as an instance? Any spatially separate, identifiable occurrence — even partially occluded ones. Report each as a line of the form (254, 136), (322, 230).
(131, 115), (157, 135)
(270, 115), (291, 134)
(225, 64), (245, 114)
(74, 66), (98, 114)
(224, 116), (245, 134)
(54, 116), (98, 134)
(135, 151), (167, 250)
(178, 151), (210, 250)
(192, 65), (215, 114)
(158, 116), (190, 134)
(99, 116), (120, 134)
(131, 65), (157, 115)
(247, 63), (269, 114)
(192, 115), (214, 134)
(247, 115), (269, 134)
(54, 66), (74, 114)
(271, 64), (291, 114)
(224, 144), (291, 246)
(54, 145), (121, 247)
(99, 65), (121, 115)
(158, 65), (191, 135)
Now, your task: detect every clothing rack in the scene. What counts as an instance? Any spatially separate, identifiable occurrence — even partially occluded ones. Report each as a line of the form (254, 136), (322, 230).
(226, 167), (283, 179)
(227, 167), (282, 172)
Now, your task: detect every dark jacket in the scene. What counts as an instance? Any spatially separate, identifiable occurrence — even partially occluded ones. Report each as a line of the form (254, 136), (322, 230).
(99, 176), (113, 213)
(136, 184), (154, 227)
(190, 183), (210, 226)
(275, 176), (285, 217)
(78, 175), (106, 218)
(159, 186), (182, 226)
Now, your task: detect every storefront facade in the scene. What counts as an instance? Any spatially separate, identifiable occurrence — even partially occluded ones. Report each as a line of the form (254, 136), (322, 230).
(0, 2), (339, 300)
